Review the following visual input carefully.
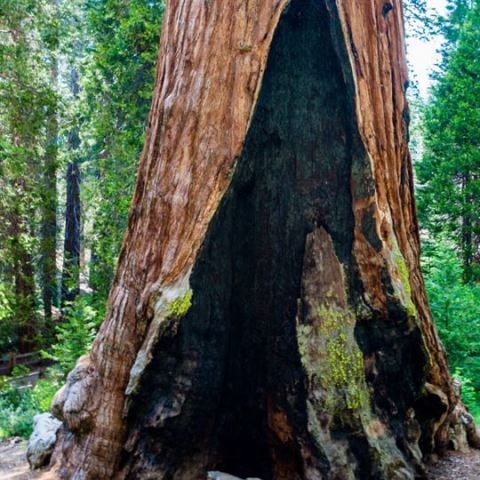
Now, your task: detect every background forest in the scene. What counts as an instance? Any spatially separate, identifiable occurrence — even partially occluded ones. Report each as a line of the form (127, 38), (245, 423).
(0, 0), (478, 439)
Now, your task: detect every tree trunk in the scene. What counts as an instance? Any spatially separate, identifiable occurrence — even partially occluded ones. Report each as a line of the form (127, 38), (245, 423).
(40, 60), (59, 322)
(461, 172), (474, 283)
(11, 200), (37, 353)
(48, 1), (477, 479)
(61, 68), (81, 307)
(61, 160), (81, 305)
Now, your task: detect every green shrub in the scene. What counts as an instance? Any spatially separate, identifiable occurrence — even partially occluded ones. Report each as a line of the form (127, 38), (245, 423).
(11, 364), (30, 377)
(0, 382), (38, 439)
(45, 295), (98, 374)
(0, 368), (63, 439)
(0, 294), (99, 440)
(453, 369), (480, 423)
(422, 237), (480, 422)
(31, 369), (63, 412)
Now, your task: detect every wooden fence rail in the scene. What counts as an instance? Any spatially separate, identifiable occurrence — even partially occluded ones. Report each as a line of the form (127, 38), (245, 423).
(0, 351), (52, 376)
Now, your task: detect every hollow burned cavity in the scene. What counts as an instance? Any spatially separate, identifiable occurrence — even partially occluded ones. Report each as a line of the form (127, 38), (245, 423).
(118, 1), (429, 479)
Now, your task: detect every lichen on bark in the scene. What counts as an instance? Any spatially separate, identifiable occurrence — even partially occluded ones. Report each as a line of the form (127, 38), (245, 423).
(389, 237), (417, 320)
(297, 305), (367, 413)
(167, 290), (193, 319)
(126, 279), (193, 396)
(297, 227), (418, 479)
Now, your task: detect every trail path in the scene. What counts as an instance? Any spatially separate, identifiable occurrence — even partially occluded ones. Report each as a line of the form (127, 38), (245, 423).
(0, 440), (41, 480)
(426, 449), (480, 480)
(0, 439), (479, 479)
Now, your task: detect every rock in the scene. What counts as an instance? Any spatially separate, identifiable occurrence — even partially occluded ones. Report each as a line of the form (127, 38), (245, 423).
(207, 472), (262, 480)
(208, 474), (240, 480)
(27, 413), (62, 469)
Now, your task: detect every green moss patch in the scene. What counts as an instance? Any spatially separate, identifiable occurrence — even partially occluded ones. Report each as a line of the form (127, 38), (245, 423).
(297, 305), (368, 416)
(391, 239), (417, 319)
(167, 290), (193, 319)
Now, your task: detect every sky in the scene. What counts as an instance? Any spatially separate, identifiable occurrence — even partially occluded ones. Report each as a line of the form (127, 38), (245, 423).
(406, 0), (448, 98)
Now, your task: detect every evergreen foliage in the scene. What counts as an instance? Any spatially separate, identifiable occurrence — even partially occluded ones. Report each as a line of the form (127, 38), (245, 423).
(422, 238), (480, 421)
(0, 0), (58, 352)
(417, 0), (480, 282)
(416, 0), (480, 420)
(82, 0), (164, 319)
(0, 0), (164, 437)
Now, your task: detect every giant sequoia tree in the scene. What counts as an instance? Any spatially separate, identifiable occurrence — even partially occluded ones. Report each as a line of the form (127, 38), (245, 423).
(47, 0), (478, 478)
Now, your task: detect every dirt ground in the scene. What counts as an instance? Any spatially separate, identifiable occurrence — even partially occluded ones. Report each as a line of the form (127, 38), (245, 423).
(0, 439), (480, 479)
(0, 440), (42, 480)
(426, 449), (480, 480)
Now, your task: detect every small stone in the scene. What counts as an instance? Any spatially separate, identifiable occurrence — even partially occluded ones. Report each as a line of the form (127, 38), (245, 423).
(207, 472), (262, 480)
(208, 473), (242, 480)
(27, 413), (62, 469)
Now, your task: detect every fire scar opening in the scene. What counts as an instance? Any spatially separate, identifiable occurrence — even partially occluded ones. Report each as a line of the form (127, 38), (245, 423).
(116, 1), (412, 478)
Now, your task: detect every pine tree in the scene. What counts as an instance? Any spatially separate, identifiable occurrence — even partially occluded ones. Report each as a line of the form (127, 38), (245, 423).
(417, 0), (480, 281)
(81, 0), (164, 315)
(0, 0), (57, 351)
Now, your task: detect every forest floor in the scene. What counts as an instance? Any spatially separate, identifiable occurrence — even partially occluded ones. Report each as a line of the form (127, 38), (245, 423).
(0, 440), (42, 480)
(0, 439), (480, 479)
(426, 448), (480, 479)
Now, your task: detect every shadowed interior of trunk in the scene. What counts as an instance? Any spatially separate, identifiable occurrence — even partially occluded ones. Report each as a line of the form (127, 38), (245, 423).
(117, 1), (428, 478)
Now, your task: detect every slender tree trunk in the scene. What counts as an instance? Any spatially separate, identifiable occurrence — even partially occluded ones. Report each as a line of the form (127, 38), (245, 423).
(61, 68), (81, 306)
(461, 172), (473, 282)
(48, 1), (477, 479)
(14, 248), (37, 353)
(61, 160), (81, 305)
(9, 131), (38, 353)
(40, 60), (59, 321)
(11, 198), (37, 353)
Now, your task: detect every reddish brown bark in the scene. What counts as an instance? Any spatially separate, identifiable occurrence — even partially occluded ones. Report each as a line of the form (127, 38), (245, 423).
(45, 1), (475, 479)
(61, 67), (81, 307)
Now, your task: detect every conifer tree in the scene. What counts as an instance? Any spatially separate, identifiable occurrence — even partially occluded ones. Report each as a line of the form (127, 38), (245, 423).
(417, 0), (480, 281)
